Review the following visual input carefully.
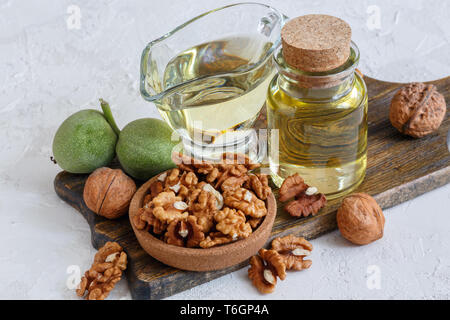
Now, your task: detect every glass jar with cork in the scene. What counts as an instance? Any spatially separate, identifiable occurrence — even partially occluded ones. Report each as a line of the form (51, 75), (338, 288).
(267, 15), (368, 199)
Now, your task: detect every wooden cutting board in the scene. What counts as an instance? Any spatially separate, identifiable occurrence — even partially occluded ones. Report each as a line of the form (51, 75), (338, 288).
(54, 76), (450, 300)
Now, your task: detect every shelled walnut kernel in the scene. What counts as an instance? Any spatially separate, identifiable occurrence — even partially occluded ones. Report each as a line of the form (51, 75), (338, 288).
(248, 234), (313, 294)
(133, 153), (271, 249)
(278, 173), (327, 217)
(271, 234), (313, 270)
(248, 249), (286, 294)
(76, 241), (127, 300)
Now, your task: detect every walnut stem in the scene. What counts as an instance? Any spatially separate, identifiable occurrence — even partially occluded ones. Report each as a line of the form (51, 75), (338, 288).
(99, 98), (121, 136)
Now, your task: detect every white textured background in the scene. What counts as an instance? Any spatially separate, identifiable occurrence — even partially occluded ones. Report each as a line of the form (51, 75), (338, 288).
(0, 0), (449, 299)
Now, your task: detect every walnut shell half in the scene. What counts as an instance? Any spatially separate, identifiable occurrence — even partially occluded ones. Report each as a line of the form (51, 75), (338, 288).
(83, 167), (136, 219)
(389, 82), (446, 138)
(336, 193), (385, 245)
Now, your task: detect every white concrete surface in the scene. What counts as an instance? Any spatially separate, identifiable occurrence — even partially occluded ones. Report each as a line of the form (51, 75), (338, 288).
(0, 0), (448, 300)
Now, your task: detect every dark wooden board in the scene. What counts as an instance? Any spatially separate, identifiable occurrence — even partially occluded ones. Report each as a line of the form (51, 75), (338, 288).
(54, 76), (450, 300)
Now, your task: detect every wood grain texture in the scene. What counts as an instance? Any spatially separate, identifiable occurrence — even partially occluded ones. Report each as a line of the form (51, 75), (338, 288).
(54, 76), (450, 300)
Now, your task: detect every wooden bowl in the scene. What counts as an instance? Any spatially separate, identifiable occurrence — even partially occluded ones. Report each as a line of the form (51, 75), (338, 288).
(129, 171), (276, 271)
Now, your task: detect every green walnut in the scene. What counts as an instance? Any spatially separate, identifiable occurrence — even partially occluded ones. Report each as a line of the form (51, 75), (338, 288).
(116, 118), (177, 180)
(52, 99), (120, 174)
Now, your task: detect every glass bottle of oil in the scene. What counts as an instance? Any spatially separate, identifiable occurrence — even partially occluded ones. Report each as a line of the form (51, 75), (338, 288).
(267, 15), (368, 199)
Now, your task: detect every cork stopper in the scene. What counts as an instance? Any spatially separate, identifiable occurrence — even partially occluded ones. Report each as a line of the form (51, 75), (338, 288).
(281, 14), (352, 72)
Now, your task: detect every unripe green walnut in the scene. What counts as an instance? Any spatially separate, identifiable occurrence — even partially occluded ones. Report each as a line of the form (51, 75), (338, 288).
(52, 109), (117, 173)
(116, 118), (177, 180)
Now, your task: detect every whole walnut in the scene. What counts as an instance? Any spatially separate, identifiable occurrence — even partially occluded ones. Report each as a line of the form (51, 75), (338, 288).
(83, 167), (136, 219)
(336, 193), (385, 245)
(389, 82), (446, 138)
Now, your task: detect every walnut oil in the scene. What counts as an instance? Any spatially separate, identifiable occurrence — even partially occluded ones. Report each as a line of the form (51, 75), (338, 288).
(267, 15), (368, 199)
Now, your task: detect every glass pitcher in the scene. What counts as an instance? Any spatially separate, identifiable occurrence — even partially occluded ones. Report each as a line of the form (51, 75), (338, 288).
(140, 3), (286, 162)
